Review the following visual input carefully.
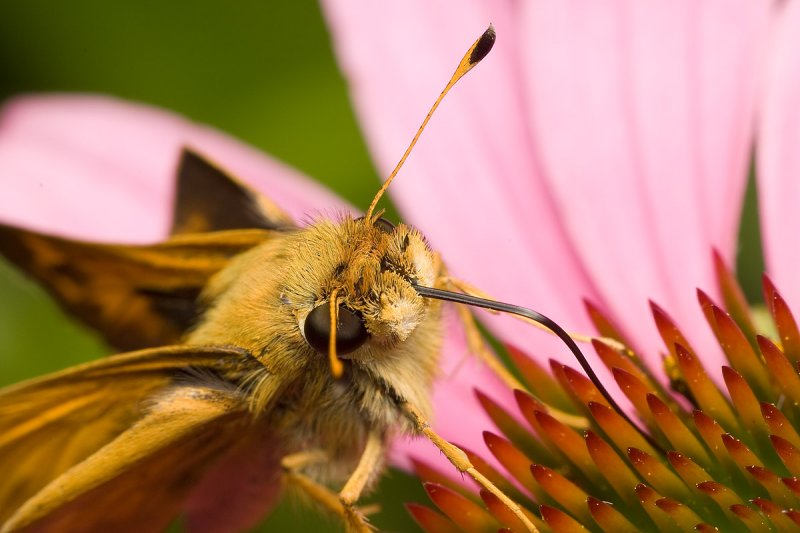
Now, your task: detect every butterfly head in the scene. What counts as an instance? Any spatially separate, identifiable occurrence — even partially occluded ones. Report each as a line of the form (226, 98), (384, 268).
(296, 215), (438, 376)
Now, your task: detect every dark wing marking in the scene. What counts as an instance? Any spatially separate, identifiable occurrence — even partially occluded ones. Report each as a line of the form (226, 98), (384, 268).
(0, 226), (270, 350)
(171, 149), (295, 235)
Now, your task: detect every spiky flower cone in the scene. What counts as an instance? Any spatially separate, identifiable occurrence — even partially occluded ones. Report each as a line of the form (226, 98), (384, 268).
(408, 254), (800, 532)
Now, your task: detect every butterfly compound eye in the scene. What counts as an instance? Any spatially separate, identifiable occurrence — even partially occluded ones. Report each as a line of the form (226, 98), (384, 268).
(303, 302), (369, 355)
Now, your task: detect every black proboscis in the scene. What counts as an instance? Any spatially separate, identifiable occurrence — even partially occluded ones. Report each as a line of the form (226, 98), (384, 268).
(412, 283), (664, 452)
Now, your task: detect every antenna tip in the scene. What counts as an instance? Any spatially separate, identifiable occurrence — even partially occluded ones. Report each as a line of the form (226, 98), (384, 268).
(469, 24), (496, 65)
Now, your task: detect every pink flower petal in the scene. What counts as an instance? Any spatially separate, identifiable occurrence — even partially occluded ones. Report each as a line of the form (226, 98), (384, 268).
(520, 0), (768, 373)
(0, 94), (350, 242)
(323, 2), (767, 388)
(758, 1), (800, 311)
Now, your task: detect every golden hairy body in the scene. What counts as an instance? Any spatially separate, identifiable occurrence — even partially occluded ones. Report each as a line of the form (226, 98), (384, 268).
(188, 218), (443, 485)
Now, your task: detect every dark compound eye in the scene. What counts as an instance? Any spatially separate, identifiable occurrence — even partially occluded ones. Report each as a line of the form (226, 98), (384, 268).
(303, 302), (369, 355)
(356, 216), (395, 234)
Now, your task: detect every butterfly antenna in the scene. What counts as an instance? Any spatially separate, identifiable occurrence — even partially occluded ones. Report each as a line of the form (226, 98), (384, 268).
(365, 25), (496, 221)
(412, 284), (664, 453)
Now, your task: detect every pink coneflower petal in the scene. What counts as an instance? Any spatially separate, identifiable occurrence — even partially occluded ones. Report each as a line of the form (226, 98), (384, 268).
(0, 94), (349, 242)
(520, 0), (768, 371)
(758, 0), (800, 312)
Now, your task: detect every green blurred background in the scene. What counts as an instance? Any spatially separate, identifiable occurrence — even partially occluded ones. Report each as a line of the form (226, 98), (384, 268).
(0, 1), (425, 531)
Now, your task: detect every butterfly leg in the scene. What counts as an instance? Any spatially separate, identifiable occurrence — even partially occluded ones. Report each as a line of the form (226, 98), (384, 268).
(280, 449), (328, 472)
(280, 451), (346, 521)
(338, 430), (384, 532)
(399, 401), (539, 533)
(281, 437), (383, 533)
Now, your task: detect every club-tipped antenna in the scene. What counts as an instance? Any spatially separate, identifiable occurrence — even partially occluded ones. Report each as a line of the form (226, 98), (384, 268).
(364, 25), (496, 221)
(412, 284), (664, 452)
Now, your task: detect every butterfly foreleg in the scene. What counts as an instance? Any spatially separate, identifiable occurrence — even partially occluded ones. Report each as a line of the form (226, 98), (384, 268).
(399, 400), (538, 532)
(280, 434), (384, 533)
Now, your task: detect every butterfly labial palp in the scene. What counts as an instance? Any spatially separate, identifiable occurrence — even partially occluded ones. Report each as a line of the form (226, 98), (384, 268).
(0, 24), (648, 533)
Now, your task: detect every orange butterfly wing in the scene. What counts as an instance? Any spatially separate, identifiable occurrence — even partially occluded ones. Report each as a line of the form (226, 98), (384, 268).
(0, 345), (275, 531)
